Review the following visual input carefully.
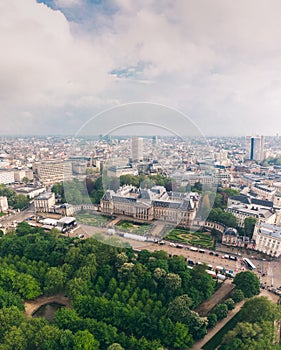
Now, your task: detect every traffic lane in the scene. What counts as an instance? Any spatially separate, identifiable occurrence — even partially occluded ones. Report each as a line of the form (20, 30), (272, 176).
(135, 243), (240, 272)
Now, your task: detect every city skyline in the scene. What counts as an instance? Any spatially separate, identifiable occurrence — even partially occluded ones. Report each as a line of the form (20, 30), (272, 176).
(2, 1), (281, 136)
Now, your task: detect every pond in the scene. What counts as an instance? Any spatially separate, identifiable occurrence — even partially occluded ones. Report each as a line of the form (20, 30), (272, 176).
(32, 302), (65, 322)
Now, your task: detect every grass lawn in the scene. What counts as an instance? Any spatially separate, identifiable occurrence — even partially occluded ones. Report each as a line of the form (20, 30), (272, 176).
(116, 220), (152, 235)
(165, 228), (214, 248)
(0, 212), (6, 217)
(76, 212), (113, 227)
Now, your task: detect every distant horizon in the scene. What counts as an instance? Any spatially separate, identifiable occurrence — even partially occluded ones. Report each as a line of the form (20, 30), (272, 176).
(0, 134), (278, 138)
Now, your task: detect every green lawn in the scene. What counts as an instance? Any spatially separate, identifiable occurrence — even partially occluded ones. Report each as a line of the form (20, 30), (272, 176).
(165, 228), (214, 248)
(76, 212), (113, 227)
(116, 220), (152, 235)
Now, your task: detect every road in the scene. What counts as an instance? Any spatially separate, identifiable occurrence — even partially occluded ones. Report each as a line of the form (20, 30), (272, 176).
(77, 223), (281, 290)
(0, 204), (35, 228)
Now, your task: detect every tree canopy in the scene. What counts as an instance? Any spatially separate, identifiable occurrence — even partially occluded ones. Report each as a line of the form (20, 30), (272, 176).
(0, 224), (218, 349)
(233, 271), (260, 298)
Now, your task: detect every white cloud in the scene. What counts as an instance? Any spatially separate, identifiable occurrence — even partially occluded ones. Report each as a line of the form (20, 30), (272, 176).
(1, 0), (281, 135)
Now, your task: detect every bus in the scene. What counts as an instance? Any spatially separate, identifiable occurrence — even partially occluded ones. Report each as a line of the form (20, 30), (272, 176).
(206, 270), (217, 278)
(242, 258), (256, 270)
(190, 247), (198, 252)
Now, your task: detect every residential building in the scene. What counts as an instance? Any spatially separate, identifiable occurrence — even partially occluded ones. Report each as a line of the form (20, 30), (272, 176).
(34, 192), (56, 213)
(253, 222), (281, 257)
(33, 160), (72, 185)
(0, 171), (14, 184)
(15, 186), (46, 199)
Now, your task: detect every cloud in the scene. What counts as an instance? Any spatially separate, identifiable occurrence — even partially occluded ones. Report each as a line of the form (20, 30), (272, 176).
(1, 0), (281, 135)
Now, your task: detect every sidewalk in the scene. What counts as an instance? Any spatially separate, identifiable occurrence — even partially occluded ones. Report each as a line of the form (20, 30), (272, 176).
(191, 300), (245, 350)
(191, 289), (279, 350)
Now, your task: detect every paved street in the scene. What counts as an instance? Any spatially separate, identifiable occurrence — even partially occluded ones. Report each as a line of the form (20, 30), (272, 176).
(0, 204), (34, 229)
(77, 223), (281, 290)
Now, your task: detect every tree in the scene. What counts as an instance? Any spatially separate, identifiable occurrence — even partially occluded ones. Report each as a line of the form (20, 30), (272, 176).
(73, 330), (99, 350)
(213, 303), (228, 320)
(231, 289), (244, 303)
(44, 267), (65, 295)
(221, 321), (277, 350)
(170, 322), (194, 349)
(0, 306), (25, 340)
(167, 294), (193, 322)
(239, 296), (278, 323)
(22, 177), (30, 184)
(107, 344), (124, 350)
(207, 313), (217, 329)
(207, 208), (238, 228)
(233, 271), (260, 298)
(34, 325), (62, 350)
(16, 222), (33, 236)
(244, 217), (257, 238)
(2, 326), (28, 350)
(115, 252), (128, 268)
(13, 194), (29, 210)
(12, 273), (41, 299)
(224, 298), (235, 311)
(164, 273), (182, 293)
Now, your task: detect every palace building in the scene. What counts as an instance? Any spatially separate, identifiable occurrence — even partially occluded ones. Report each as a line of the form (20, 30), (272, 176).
(100, 185), (199, 228)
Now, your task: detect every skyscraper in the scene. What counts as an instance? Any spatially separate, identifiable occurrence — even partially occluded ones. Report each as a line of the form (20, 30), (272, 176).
(131, 137), (143, 162)
(246, 135), (264, 162)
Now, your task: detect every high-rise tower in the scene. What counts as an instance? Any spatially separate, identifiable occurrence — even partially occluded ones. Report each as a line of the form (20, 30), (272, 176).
(246, 135), (264, 162)
(131, 137), (143, 162)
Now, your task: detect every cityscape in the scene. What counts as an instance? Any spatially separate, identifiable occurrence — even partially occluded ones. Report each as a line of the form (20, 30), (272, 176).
(2, 0), (281, 349)
(0, 134), (280, 348)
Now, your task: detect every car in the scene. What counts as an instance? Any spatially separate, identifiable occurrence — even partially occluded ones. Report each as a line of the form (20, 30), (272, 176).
(209, 251), (214, 255)
(169, 242), (176, 247)
(78, 234), (84, 238)
(176, 244), (183, 249)
(158, 241), (165, 245)
(215, 253), (219, 257)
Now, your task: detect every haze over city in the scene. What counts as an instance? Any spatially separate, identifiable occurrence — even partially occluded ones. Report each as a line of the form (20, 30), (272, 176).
(2, 0), (281, 136)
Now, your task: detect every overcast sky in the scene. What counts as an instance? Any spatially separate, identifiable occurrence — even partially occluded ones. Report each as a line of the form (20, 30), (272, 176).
(1, 0), (281, 136)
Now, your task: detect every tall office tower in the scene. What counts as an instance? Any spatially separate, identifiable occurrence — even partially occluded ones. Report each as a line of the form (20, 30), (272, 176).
(246, 135), (264, 162)
(131, 137), (143, 162)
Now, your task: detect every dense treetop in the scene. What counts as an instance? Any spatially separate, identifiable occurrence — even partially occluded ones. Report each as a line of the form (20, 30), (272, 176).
(0, 224), (218, 349)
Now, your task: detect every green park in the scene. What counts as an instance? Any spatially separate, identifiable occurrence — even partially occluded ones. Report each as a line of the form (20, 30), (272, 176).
(75, 211), (113, 227)
(166, 227), (214, 248)
(116, 220), (152, 235)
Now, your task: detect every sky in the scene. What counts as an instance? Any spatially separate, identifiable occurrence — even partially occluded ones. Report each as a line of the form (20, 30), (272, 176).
(1, 0), (281, 136)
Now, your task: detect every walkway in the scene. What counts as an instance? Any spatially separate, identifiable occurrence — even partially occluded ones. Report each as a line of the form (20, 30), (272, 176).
(24, 294), (71, 317)
(107, 216), (122, 227)
(195, 279), (234, 317)
(191, 289), (279, 350)
(149, 222), (166, 237)
(192, 299), (245, 350)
